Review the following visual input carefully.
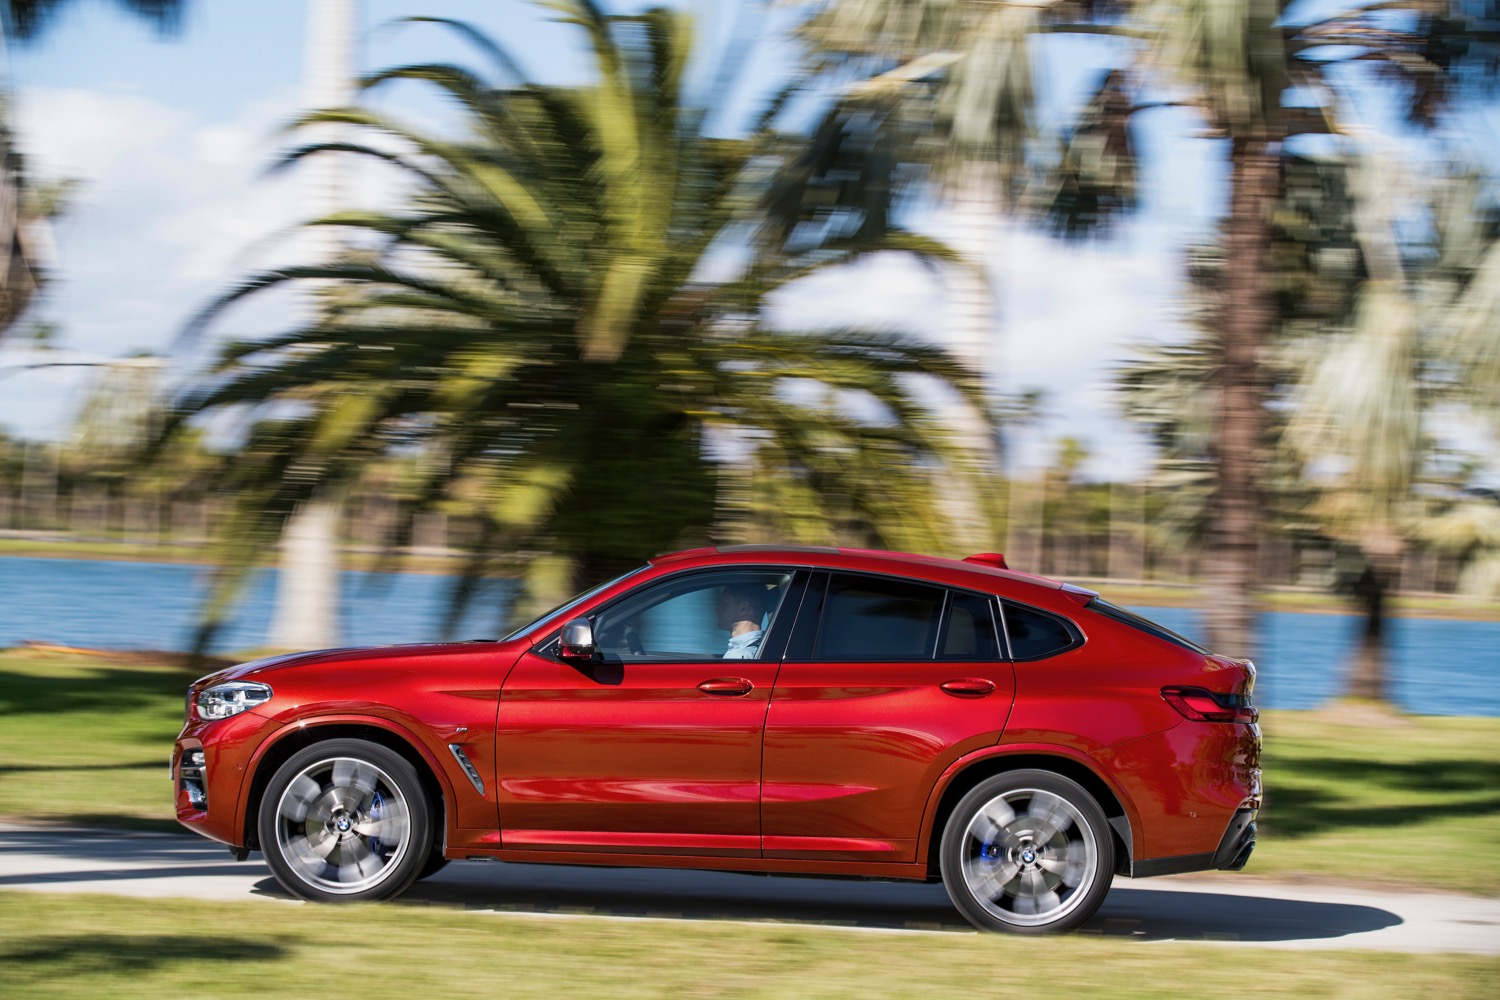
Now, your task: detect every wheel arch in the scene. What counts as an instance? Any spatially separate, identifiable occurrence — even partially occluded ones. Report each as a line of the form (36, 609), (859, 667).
(239, 717), (453, 855)
(920, 747), (1136, 880)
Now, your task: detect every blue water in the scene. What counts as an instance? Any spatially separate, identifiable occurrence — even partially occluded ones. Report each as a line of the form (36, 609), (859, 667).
(1138, 607), (1500, 717)
(1, 556), (1496, 716)
(0, 556), (510, 654)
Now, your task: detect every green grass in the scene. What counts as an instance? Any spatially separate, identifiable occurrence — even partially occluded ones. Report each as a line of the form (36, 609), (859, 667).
(1255, 708), (1500, 891)
(2, 650), (1498, 891)
(0, 892), (1496, 999)
(0, 650), (196, 832)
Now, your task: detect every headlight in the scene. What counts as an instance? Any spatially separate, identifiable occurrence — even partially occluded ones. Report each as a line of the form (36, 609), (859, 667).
(195, 681), (273, 721)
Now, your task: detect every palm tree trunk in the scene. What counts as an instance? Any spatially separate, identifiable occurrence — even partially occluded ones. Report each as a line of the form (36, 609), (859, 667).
(265, 0), (359, 650)
(1203, 135), (1278, 659)
(939, 161), (1004, 552)
(1347, 562), (1390, 702)
(269, 497), (343, 649)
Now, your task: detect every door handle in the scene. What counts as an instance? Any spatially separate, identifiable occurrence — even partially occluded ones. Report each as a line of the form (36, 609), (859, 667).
(698, 677), (754, 697)
(940, 678), (996, 698)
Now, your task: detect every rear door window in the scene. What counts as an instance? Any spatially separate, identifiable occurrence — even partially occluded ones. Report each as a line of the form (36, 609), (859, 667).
(815, 573), (945, 661)
(939, 591), (1002, 661)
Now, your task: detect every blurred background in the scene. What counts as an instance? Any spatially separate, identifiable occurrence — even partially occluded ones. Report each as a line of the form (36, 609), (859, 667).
(0, 0), (1496, 719)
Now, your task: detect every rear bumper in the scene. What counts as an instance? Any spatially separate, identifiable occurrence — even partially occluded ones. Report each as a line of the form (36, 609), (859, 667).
(1127, 807), (1258, 878)
(1211, 807), (1257, 871)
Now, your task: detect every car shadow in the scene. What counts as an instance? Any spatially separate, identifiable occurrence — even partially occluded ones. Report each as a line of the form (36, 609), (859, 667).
(1090, 885), (1401, 943)
(250, 862), (1402, 943)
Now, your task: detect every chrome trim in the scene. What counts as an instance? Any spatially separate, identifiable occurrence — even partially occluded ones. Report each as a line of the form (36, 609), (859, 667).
(448, 744), (485, 795)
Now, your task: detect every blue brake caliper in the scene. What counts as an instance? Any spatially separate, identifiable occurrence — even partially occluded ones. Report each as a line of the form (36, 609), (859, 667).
(369, 791), (384, 856)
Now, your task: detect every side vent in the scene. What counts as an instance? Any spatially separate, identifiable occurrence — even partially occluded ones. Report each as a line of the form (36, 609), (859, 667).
(448, 744), (486, 795)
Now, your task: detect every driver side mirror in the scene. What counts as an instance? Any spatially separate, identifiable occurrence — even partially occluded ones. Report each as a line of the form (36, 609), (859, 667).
(558, 618), (595, 662)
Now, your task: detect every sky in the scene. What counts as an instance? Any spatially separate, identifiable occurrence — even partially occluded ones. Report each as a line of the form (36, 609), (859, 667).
(0, 0), (1227, 481)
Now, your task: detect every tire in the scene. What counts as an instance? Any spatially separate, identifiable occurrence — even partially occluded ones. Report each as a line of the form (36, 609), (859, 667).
(939, 769), (1114, 934)
(258, 739), (432, 903)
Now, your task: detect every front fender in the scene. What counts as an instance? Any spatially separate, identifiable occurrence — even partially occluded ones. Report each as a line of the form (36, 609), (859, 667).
(238, 713), (464, 851)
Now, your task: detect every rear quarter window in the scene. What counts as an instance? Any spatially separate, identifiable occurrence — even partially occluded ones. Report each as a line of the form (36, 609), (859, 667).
(1000, 602), (1082, 661)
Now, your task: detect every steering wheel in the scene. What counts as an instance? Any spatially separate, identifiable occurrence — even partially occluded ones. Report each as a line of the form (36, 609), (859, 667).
(624, 623), (644, 655)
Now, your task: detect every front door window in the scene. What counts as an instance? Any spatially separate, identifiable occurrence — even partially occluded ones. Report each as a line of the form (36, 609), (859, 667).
(592, 569), (795, 662)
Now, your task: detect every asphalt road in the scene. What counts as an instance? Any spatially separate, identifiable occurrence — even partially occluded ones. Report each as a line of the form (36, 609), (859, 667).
(2, 823), (1496, 953)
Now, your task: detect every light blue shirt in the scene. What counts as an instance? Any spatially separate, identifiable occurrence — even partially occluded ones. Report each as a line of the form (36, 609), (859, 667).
(723, 630), (764, 659)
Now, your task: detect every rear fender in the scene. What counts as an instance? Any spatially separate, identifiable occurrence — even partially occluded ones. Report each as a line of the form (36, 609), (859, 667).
(916, 742), (1144, 870)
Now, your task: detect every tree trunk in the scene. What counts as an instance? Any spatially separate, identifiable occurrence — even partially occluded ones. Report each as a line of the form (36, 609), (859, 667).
(938, 161), (1004, 552)
(262, 0), (359, 651)
(1202, 135), (1279, 659)
(269, 498), (342, 650)
(1347, 563), (1389, 702)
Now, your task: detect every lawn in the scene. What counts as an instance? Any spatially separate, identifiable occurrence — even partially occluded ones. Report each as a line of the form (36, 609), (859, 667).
(2, 648), (1497, 891)
(1, 892), (1496, 1000)
(1254, 709), (1500, 891)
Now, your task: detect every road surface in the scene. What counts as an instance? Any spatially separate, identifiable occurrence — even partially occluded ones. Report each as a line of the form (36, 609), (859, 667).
(1, 823), (1495, 953)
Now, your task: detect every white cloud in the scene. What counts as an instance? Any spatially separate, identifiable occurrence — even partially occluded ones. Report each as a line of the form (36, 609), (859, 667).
(2, 85), (411, 439)
(769, 223), (1193, 481)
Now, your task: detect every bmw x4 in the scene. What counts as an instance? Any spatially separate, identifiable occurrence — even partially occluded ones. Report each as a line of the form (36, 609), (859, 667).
(172, 545), (1261, 934)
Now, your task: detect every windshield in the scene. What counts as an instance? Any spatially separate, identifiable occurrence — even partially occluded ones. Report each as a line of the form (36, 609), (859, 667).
(1086, 598), (1210, 654)
(501, 566), (648, 642)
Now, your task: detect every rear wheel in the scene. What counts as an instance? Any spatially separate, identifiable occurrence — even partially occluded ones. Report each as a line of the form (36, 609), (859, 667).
(939, 770), (1113, 934)
(258, 739), (431, 903)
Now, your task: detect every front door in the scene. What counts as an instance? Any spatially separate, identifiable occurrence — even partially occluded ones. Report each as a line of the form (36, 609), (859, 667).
(495, 567), (798, 857)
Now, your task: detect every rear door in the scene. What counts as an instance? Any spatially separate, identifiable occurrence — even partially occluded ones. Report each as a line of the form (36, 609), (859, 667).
(761, 572), (1016, 863)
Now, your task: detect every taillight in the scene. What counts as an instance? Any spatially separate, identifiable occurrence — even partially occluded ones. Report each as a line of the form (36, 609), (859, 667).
(1161, 686), (1259, 724)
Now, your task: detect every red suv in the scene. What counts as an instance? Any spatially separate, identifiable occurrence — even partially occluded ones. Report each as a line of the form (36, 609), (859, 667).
(173, 546), (1261, 933)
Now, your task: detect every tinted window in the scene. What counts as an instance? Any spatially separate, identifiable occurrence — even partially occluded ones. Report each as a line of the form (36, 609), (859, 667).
(1001, 602), (1080, 660)
(592, 569), (793, 661)
(940, 591), (1001, 660)
(816, 574), (944, 660)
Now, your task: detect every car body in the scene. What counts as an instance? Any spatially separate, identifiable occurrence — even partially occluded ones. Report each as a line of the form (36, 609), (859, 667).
(173, 545), (1261, 933)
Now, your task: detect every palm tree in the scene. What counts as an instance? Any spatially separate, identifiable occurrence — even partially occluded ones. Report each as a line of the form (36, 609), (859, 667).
(170, 3), (994, 645)
(1, 2), (187, 341)
(1285, 156), (1500, 703)
(804, 0), (1499, 658)
(3, 1), (181, 40)
(1124, 150), (1500, 706)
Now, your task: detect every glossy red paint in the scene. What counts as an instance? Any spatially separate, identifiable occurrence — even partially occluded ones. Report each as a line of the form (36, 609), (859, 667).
(761, 656), (1015, 863)
(495, 648), (776, 856)
(173, 545), (1262, 922)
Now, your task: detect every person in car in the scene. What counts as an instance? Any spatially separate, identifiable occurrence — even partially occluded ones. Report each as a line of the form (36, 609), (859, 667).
(716, 583), (769, 659)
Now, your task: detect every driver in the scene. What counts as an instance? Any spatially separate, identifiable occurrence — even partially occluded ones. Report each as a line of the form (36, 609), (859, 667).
(716, 583), (770, 659)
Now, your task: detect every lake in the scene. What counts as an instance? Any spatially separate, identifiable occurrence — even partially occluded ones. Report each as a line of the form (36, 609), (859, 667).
(1, 555), (1495, 716)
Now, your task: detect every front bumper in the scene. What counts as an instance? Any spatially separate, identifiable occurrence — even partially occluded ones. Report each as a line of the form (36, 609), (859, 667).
(172, 710), (283, 848)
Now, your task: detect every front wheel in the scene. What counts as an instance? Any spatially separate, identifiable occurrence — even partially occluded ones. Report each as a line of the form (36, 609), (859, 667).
(258, 739), (431, 903)
(939, 770), (1114, 934)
